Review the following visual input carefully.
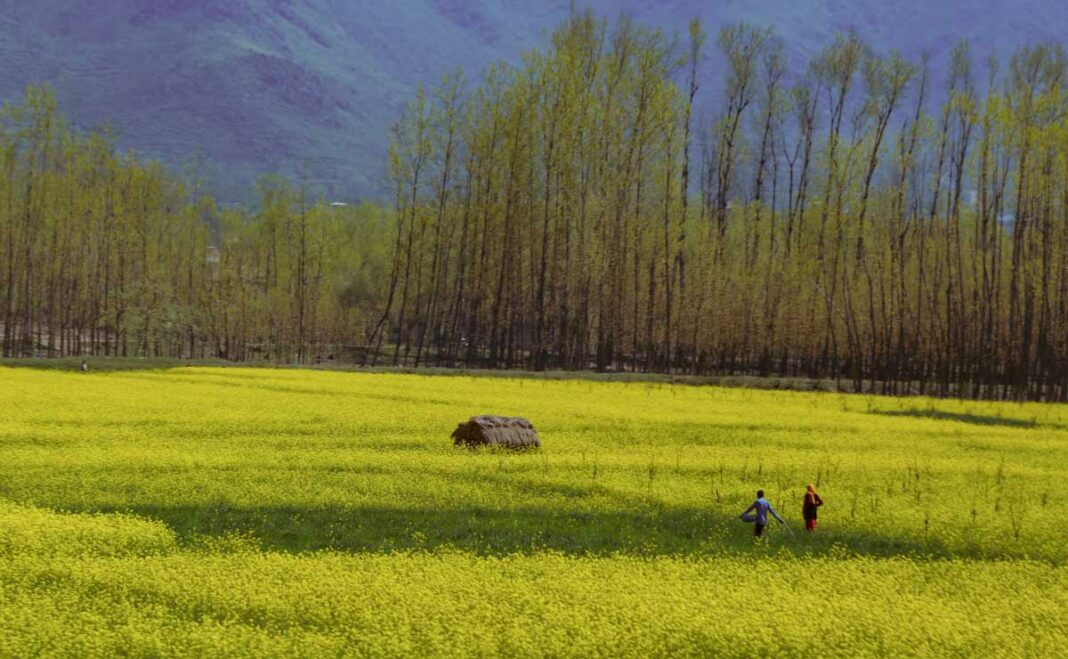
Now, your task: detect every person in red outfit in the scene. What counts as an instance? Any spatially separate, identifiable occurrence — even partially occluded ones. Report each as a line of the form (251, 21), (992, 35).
(802, 484), (824, 532)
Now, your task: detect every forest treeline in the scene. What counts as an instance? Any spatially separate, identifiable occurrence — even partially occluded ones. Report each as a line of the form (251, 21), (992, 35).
(3, 11), (1068, 400)
(0, 86), (389, 363)
(374, 12), (1068, 401)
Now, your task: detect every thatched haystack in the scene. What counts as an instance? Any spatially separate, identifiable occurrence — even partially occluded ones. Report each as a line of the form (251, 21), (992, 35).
(451, 415), (541, 449)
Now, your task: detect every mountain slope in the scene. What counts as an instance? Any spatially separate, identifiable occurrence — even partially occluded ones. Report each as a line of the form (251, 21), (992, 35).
(2, 0), (1066, 202)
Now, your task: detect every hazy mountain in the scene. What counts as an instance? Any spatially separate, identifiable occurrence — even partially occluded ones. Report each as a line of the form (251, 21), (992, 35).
(2, 0), (1066, 202)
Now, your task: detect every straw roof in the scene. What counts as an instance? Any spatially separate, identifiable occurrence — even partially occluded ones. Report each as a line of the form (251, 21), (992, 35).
(451, 415), (541, 449)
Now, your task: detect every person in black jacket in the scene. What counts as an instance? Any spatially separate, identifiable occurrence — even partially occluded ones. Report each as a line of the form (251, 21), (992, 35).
(802, 484), (824, 531)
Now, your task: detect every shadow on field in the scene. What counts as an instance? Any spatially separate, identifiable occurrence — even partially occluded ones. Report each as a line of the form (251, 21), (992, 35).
(871, 409), (1038, 429)
(85, 502), (960, 559)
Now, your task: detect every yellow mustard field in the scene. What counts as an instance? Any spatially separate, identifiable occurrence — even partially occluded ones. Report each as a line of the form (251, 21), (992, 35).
(0, 366), (1066, 657)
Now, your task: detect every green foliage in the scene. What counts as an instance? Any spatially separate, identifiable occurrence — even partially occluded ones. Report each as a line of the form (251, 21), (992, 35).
(372, 14), (1068, 401)
(0, 88), (393, 363)
(5, 12), (1068, 402)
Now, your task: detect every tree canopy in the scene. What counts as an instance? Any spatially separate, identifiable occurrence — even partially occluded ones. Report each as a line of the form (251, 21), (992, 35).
(3, 11), (1067, 401)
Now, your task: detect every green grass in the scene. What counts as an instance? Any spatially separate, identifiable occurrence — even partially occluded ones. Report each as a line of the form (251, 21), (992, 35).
(0, 355), (877, 394)
(1, 366), (1066, 656)
(0, 356), (233, 372)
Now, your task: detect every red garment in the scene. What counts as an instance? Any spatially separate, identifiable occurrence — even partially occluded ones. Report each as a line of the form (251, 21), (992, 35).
(802, 492), (824, 520)
(805, 518), (817, 532)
